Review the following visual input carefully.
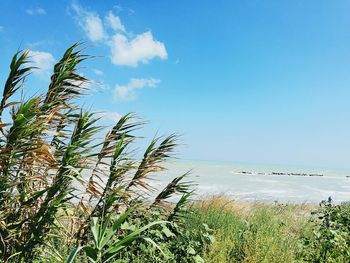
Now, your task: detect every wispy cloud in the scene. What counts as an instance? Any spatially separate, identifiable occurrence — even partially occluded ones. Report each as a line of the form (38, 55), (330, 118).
(93, 69), (104, 76)
(95, 111), (121, 123)
(29, 50), (55, 80)
(71, 3), (106, 42)
(71, 3), (167, 67)
(114, 78), (160, 101)
(105, 11), (125, 32)
(92, 80), (111, 94)
(27, 39), (55, 49)
(26, 7), (46, 16)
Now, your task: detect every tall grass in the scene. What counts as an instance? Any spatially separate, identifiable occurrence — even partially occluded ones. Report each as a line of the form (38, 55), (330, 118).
(187, 196), (313, 263)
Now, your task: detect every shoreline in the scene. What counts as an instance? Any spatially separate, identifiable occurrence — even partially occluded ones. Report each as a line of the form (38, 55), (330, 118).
(193, 193), (329, 206)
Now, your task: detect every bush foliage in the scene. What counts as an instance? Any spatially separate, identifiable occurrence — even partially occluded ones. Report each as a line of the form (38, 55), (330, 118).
(300, 201), (350, 262)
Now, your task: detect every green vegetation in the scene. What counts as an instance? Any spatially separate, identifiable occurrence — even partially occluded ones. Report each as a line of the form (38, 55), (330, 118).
(186, 197), (312, 262)
(300, 201), (350, 262)
(0, 43), (350, 262)
(0, 44), (210, 262)
(184, 197), (350, 263)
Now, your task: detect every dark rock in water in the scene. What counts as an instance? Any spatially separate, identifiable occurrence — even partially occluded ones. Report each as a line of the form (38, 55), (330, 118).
(272, 172), (284, 175)
(272, 172), (323, 177)
(236, 170), (323, 177)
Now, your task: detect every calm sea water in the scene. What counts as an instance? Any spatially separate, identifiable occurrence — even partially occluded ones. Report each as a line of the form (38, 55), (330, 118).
(152, 159), (350, 204)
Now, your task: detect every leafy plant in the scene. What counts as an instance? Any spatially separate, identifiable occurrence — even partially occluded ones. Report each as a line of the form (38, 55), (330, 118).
(300, 201), (350, 262)
(125, 192), (215, 263)
(67, 210), (167, 263)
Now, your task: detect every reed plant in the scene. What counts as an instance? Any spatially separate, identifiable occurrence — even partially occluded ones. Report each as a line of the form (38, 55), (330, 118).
(0, 43), (197, 262)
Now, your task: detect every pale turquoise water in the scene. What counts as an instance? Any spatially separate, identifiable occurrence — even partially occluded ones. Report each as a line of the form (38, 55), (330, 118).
(153, 159), (350, 204)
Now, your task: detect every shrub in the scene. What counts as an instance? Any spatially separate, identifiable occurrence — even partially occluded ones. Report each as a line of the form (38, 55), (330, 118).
(111, 192), (215, 263)
(300, 201), (350, 262)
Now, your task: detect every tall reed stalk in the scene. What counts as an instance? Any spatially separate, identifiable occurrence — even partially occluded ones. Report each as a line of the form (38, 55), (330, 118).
(0, 43), (192, 261)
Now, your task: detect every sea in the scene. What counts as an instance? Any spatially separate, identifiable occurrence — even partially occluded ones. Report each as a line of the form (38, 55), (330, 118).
(152, 159), (350, 204)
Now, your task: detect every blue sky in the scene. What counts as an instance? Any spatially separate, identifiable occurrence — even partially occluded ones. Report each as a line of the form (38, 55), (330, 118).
(1, 0), (350, 168)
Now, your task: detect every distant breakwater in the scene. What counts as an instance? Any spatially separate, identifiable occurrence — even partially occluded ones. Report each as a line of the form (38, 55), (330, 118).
(234, 171), (324, 177)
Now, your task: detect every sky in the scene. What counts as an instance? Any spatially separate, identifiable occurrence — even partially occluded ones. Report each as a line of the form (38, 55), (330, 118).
(1, 0), (350, 168)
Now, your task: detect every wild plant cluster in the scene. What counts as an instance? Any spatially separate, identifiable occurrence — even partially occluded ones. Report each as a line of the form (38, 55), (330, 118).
(300, 201), (350, 262)
(0, 44), (213, 262)
(190, 197), (350, 262)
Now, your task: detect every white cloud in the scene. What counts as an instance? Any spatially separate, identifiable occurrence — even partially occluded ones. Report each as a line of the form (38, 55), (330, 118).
(27, 39), (55, 48)
(72, 3), (105, 42)
(112, 5), (123, 13)
(93, 69), (104, 76)
(96, 111), (121, 123)
(29, 50), (55, 80)
(71, 3), (167, 67)
(91, 80), (111, 94)
(26, 7), (46, 16)
(109, 32), (167, 67)
(105, 11), (125, 32)
(114, 78), (160, 100)
(84, 15), (105, 42)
